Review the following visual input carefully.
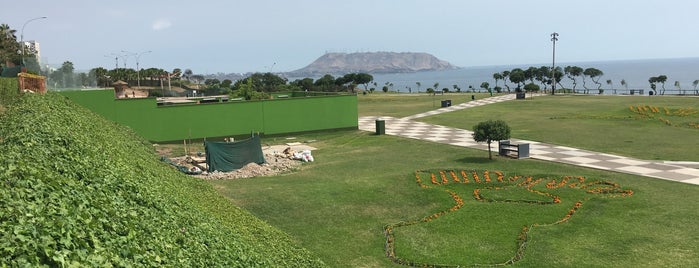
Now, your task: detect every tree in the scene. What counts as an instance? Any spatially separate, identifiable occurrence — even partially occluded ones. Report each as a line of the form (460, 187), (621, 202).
(492, 73), (503, 89)
(508, 68), (525, 91)
(433, 82), (440, 95)
(620, 79), (628, 93)
(354, 73), (373, 91)
(693, 80), (699, 95)
(221, 79), (233, 89)
(183, 69), (193, 81)
(564, 66), (583, 93)
(674, 81), (682, 95)
(583, 68), (604, 94)
(58, 61), (75, 87)
(523, 82), (540, 98)
(415, 82), (421, 93)
(648, 77), (658, 94)
(606, 79), (614, 94)
(171, 68), (182, 80)
(480, 82), (489, 92)
(656, 75), (667, 95)
(501, 71), (511, 92)
(0, 23), (21, 66)
(524, 66), (538, 84)
(89, 67), (109, 87)
(472, 120), (511, 160)
(535, 66), (550, 92)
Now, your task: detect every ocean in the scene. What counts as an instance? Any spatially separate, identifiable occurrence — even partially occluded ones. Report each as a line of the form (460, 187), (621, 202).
(368, 57), (699, 95)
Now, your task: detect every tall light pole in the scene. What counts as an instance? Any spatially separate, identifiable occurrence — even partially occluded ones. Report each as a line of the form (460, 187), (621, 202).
(550, 32), (559, 95)
(20, 16), (47, 67)
(122, 50), (151, 88)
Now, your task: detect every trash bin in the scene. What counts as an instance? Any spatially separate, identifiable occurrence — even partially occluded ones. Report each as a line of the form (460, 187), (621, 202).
(441, 100), (448, 107)
(471, 95), (475, 100)
(375, 119), (385, 135)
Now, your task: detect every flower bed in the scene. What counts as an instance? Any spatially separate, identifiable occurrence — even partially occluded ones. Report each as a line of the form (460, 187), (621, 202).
(385, 168), (634, 267)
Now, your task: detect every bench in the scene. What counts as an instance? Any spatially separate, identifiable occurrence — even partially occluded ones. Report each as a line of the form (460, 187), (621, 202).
(498, 140), (530, 159)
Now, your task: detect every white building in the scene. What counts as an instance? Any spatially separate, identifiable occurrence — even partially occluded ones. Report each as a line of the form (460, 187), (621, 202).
(21, 40), (41, 60)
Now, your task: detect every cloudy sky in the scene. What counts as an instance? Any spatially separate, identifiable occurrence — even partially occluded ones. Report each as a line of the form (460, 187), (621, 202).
(3, 0), (698, 73)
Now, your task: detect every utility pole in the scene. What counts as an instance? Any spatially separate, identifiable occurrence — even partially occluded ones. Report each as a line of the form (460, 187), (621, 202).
(122, 50), (152, 88)
(550, 32), (559, 95)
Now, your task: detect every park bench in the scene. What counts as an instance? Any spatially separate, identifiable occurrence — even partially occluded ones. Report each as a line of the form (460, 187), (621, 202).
(498, 140), (530, 159)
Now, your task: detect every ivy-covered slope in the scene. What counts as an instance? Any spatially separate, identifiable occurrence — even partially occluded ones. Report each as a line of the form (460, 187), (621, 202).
(0, 93), (325, 267)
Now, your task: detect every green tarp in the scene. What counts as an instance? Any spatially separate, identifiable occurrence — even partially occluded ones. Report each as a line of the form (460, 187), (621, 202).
(205, 136), (265, 172)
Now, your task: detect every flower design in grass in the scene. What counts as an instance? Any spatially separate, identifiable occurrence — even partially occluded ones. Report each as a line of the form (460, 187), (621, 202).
(384, 169), (633, 267)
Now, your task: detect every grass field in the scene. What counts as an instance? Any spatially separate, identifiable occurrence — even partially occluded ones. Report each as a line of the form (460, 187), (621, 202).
(208, 93), (698, 267)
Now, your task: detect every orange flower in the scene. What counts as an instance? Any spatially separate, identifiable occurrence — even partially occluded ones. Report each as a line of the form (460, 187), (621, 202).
(460, 170), (470, 183)
(472, 171), (481, 183)
(449, 170), (460, 182)
(430, 173), (439, 185)
(495, 171), (504, 182)
(439, 170), (448, 184)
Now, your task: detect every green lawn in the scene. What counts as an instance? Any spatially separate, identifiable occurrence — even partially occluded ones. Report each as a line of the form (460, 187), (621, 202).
(419, 94), (699, 161)
(208, 93), (699, 267)
(358, 92), (500, 118)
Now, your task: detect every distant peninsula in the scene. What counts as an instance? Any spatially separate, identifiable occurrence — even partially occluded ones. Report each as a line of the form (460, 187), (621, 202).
(288, 52), (456, 76)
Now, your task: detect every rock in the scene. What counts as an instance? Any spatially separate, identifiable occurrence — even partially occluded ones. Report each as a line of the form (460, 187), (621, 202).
(288, 52), (456, 76)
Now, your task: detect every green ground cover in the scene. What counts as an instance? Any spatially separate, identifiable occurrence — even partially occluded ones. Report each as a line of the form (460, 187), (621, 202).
(0, 93), (324, 267)
(211, 93), (698, 267)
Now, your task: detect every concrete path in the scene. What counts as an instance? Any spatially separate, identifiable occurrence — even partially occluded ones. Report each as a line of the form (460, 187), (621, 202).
(359, 95), (699, 185)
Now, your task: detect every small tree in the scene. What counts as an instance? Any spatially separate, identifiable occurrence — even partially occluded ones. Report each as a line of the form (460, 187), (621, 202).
(472, 120), (511, 159)
(523, 83), (540, 98)
(480, 82), (490, 92)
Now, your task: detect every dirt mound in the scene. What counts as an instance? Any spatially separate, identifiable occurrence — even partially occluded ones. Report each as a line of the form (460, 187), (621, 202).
(169, 143), (316, 180)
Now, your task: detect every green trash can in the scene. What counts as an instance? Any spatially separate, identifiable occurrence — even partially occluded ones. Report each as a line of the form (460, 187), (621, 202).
(375, 119), (385, 135)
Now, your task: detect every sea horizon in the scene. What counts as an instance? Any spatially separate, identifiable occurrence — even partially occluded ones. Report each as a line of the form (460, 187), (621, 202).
(364, 57), (699, 95)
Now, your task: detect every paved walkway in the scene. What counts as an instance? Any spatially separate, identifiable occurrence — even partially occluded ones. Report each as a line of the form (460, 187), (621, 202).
(359, 95), (699, 185)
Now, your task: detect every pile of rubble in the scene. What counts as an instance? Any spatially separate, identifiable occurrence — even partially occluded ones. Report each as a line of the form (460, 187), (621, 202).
(169, 144), (316, 180)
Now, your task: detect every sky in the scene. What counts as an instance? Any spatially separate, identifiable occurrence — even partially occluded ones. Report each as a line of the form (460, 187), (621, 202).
(3, 0), (698, 74)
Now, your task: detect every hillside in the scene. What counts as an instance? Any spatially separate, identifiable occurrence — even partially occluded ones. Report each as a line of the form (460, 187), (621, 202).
(289, 52), (456, 76)
(0, 93), (325, 267)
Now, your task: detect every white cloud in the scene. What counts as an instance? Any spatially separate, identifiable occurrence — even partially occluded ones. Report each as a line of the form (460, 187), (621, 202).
(152, 19), (172, 31)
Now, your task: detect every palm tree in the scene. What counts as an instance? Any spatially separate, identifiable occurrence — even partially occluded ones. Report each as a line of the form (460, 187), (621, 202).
(1, 23), (20, 66)
(620, 79), (628, 94)
(415, 82), (421, 93)
(693, 80), (699, 95)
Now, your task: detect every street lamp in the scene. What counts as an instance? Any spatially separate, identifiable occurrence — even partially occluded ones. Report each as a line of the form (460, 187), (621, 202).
(122, 50), (151, 88)
(550, 32), (559, 95)
(20, 16), (47, 67)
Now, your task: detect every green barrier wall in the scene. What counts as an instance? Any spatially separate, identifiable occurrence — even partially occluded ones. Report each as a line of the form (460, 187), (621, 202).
(60, 90), (357, 142)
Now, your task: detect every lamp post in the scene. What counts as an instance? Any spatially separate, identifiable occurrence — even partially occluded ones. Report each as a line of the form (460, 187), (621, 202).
(122, 50), (151, 88)
(550, 32), (559, 95)
(20, 16), (47, 67)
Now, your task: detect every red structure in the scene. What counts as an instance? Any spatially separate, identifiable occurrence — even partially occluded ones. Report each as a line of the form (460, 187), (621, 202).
(17, 73), (46, 94)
